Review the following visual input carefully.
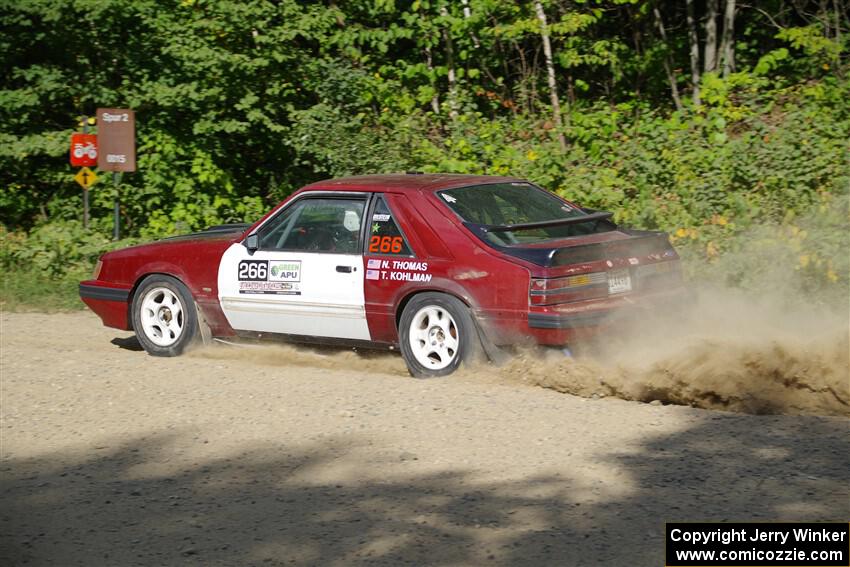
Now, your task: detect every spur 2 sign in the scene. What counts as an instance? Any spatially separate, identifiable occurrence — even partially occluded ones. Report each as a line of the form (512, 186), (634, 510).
(96, 108), (136, 172)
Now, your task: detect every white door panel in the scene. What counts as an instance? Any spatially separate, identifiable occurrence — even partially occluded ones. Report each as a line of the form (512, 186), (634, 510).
(218, 243), (369, 340)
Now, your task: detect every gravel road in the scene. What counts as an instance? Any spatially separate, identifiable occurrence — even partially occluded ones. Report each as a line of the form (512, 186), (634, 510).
(1, 311), (848, 566)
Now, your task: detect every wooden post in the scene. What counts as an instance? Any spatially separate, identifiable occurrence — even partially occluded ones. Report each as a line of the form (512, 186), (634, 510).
(113, 172), (121, 240)
(82, 116), (90, 229)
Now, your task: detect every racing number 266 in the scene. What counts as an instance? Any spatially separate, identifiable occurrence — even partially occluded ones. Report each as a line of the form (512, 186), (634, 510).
(369, 236), (403, 254)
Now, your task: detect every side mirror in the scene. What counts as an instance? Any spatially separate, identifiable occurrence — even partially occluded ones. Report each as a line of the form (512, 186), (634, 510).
(244, 234), (258, 255)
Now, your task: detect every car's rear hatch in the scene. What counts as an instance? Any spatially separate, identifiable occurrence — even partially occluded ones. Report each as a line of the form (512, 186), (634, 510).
(499, 228), (671, 268)
(463, 222), (682, 306)
(510, 229), (682, 306)
(436, 182), (683, 310)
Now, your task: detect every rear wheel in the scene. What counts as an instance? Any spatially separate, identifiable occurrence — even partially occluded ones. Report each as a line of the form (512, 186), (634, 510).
(132, 275), (199, 356)
(399, 293), (482, 378)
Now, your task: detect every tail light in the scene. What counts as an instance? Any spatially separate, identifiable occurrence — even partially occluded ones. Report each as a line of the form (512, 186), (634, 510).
(530, 272), (607, 305)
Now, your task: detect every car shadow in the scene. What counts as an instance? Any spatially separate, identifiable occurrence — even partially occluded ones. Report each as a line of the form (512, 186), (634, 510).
(110, 336), (143, 352)
(1, 415), (847, 566)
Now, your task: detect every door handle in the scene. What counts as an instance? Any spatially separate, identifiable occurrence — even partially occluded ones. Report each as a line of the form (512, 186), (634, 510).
(336, 265), (354, 273)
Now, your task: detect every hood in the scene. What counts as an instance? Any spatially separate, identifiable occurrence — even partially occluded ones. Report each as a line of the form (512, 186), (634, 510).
(158, 223), (251, 243)
(103, 224), (249, 260)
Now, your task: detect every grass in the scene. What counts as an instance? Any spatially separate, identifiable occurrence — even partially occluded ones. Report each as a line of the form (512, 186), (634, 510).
(0, 269), (89, 312)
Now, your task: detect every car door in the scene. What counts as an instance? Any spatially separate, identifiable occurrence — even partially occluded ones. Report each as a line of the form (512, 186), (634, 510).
(217, 194), (371, 340)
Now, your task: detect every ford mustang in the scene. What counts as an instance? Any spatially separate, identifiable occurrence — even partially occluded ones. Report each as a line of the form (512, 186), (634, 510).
(80, 174), (685, 377)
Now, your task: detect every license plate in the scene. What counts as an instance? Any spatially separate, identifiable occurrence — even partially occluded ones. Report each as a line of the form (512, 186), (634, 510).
(607, 268), (632, 294)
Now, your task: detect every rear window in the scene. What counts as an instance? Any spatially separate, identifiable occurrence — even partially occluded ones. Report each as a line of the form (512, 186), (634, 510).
(438, 182), (608, 245)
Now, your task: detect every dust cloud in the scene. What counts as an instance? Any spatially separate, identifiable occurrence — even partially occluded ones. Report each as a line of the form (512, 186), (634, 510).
(191, 220), (848, 417)
(495, 286), (849, 417)
(191, 284), (848, 417)
(190, 338), (409, 376)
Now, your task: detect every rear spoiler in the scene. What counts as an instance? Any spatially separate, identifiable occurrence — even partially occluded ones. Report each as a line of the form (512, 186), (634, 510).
(464, 224), (674, 268)
(475, 211), (614, 233)
(546, 230), (675, 267)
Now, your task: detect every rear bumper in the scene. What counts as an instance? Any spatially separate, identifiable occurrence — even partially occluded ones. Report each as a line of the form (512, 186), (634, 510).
(478, 286), (691, 346)
(528, 310), (609, 329)
(528, 285), (691, 332)
(79, 281), (132, 330)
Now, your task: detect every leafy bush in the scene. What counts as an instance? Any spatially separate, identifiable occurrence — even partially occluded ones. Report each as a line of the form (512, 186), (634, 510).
(3, 74), (848, 310)
(0, 220), (138, 311)
(0, 220), (132, 275)
(1, 0), (847, 309)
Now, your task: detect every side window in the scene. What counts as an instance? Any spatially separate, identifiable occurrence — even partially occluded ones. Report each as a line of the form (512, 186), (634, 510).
(257, 198), (365, 254)
(366, 197), (413, 256)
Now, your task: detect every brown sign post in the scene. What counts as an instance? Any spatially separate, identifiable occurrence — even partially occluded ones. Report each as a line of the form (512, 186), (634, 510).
(96, 108), (136, 239)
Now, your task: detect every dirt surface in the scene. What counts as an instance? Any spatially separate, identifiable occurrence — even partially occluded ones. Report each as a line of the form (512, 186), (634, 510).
(1, 311), (848, 566)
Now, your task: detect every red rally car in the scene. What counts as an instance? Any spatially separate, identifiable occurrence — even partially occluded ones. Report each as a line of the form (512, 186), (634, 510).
(80, 174), (686, 377)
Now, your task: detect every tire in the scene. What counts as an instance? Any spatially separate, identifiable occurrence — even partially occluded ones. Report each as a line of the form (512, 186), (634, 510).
(398, 292), (482, 378)
(131, 275), (199, 357)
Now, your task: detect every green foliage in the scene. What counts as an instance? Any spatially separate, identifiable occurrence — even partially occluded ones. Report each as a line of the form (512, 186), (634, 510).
(686, 192), (850, 308)
(0, 220), (138, 311)
(1, 0), (848, 309)
(776, 25), (843, 62)
(0, 220), (135, 276)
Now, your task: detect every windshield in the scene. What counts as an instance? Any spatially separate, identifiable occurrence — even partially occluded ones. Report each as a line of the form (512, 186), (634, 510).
(438, 182), (610, 245)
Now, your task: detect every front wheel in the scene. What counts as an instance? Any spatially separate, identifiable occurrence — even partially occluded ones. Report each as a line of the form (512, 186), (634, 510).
(398, 292), (482, 378)
(131, 275), (199, 356)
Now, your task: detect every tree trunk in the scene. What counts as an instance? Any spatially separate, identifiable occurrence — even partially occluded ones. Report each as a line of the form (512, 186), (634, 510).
(440, 6), (458, 120)
(627, 4), (644, 98)
(686, 0), (701, 106)
(534, 0), (567, 151)
(719, 0), (736, 77)
(425, 45), (440, 115)
(460, 0), (480, 47)
(652, 4), (684, 111)
(703, 0), (719, 73)
(821, 0), (831, 40)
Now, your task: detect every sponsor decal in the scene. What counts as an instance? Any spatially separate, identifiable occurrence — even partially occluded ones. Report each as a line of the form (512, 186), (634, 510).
(269, 261), (301, 282)
(364, 258), (432, 283)
(372, 213), (391, 222)
(442, 194), (457, 203)
(628, 257), (640, 265)
(238, 260), (268, 281)
(237, 259), (302, 295)
(371, 222), (380, 234)
(239, 281), (301, 295)
(368, 235), (404, 254)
